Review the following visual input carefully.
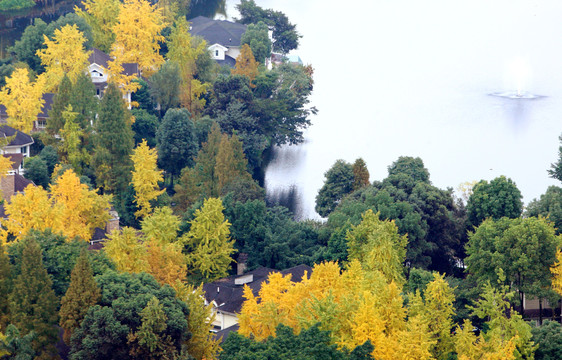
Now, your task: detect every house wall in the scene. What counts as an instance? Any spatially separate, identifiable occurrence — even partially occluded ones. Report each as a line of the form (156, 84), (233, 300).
(212, 311), (238, 330)
(89, 63), (108, 84)
(209, 44), (227, 61)
(227, 46), (241, 61)
(1, 146), (29, 157)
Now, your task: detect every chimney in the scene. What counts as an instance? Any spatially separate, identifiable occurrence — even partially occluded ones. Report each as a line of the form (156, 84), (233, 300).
(237, 253), (248, 275)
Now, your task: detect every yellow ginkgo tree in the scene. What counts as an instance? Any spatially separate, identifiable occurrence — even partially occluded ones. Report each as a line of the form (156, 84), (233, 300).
(0, 67), (45, 133)
(75, 0), (120, 53)
(131, 139), (164, 219)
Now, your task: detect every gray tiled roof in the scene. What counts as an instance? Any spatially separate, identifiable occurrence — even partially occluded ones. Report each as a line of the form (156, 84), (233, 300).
(189, 16), (247, 48)
(0, 125), (33, 146)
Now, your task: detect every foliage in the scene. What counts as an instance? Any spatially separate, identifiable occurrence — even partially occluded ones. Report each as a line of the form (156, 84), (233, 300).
(0, 324), (36, 360)
(315, 159), (354, 217)
(92, 82), (134, 195)
(236, 0), (301, 54)
(131, 108), (159, 148)
(59, 250), (102, 344)
(104, 227), (149, 273)
(37, 24), (91, 92)
(466, 176), (523, 227)
(241, 21), (271, 63)
(352, 158), (370, 190)
(346, 210), (407, 285)
(39, 145), (59, 178)
(59, 105), (90, 175)
(9, 236), (59, 358)
(167, 17), (209, 117)
(174, 282), (221, 360)
(149, 61), (181, 115)
(526, 185), (562, 234)
(221, 324), (374, 360)
(3, 169), (112, 242)
(231, 44), (259, 87)
(0, 67), (44, 133)
(75, 0), (120, 53)
(47, 74), (72, 136)
(531, 320), (562, 360)
(110, 0), (165, 76)
(0, 241), (11, 330)
(156, 108), (198, 180)
(181, 197), (236, 282)
(69, 271), (189, 360)
(131, 140), (165, 218)
(466, 216), (562, 315)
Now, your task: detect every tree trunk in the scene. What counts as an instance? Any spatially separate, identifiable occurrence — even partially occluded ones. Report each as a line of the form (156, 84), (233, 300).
(539, 298), (543, 325)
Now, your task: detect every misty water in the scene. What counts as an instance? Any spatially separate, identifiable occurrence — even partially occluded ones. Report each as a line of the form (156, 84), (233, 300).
(222, 0), (562, 220)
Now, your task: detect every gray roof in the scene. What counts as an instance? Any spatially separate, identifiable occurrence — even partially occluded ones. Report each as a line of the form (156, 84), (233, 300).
(189, 16), (247, 48)
(89, 48), (139, 76)
(0, 125), (33, 147)
(216, 55), (237, 68)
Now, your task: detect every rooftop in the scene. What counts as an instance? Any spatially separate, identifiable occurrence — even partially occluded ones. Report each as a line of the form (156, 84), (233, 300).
(189, 16), (247, 48)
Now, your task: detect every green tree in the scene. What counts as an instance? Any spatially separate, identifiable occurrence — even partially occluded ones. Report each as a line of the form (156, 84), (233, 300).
(352, 158), (370, 190)
(70, 271), (189, 360)
(23, 156), (49, 188)
(466, 175), (523, 227)
(0, 241), (11, 330)
(59, 250), (102, 344)
(549, 134), (562, 182)
(532, 320), (562, 360)
(220, 323), (374, 360)
(47, 74), (72, 136)
(131, 108), (159, 148)
(149, 61), (180, 116)
(465, 216), (562, 317)
(240, 21), (271, 63)
(215, 132), (252, 192)
(236, 0), (301, 54)
(39, 145), (59, 178)
(92, 82), (134, 194)
(69, 71), (98, 131)
(526, 185), (562, 234)
(315, 159), (354, 217)
(9, 18), (49, 73)
(0, 324), (36, 360)
(156, 108), (198, 183)
(9, 236), (59, 358)
(181, 197), (236, 282)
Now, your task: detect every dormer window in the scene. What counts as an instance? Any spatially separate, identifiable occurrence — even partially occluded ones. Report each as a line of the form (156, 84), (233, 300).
(215, 49), (219, 57)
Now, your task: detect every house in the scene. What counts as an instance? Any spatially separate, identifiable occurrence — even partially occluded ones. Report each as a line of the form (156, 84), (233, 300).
(202, 263), (312, 334)
(188, 16), (248, 67)
(0, 172), (34, 202)
(0, 125), (33, 159)
(88, 48), (140, 106)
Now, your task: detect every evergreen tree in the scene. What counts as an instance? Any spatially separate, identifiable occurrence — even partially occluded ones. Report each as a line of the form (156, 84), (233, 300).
(8, 236), (59, 358)
(181, 197), (236, 282)
(215, 132), (252, 193)
(156, 108), (198, 184)
(352, 158), (370, 190)
(92, 82), (134, 195)
(47, 74), (72, 136)
(315, 159), (354, 217)
(59, 249), (101, 344)
(231, 44), (259, 87)
(0, 241), (11, 330)
(69, 72), (98, 131)
(0, 324), (36, 359)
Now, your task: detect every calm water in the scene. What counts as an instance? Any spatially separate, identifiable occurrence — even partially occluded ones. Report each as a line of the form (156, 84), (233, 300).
(222, 0), (562, 220)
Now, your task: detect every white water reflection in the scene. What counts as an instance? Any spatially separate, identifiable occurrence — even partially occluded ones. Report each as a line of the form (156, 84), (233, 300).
(224, 0), (562, 219)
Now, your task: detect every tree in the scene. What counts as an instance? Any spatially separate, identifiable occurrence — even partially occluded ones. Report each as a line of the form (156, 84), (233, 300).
(167, 17), (209, 116)
(315, 159), (354, 217)
(352, 158), (370, 190)
(92, 82), (134, 194)
(110, 0), (165, 76)
(156, 108), (198, 182)
(131, 108), (158, 147)
(59, 105), (89, 175)
(37, 24), (91, 92)
(221, 324), (374, 360)
(104, 227), (149, 273)
(70, 271), (189, 360)
(4, 169), (113, 242)
(532, 320), (562, 360)
(75, 0), (120, 52)
(215, 132), (252, 192)
(526, 186), (562, 234)
(240, 21), (271, 63)
(231, 44), (259, 87)
(236, 0), (301, 54)
(466, 175), (523, 227)
(23, 156), (49, 188)
(47, 74), (72, 136)
(181, 197), (236, 282)
(68, 72), (98, 131)
(0, 67), (44, 133)
(131, 140), (165, 218)
(466, 216), (562, 317)
(9, 237), (59, 358)
(59, 250), (102, 344)
(9, 18), (49, 73)
(0, 324), (36, 360)
(0, 241), (11, 330)
(149, 61), (181, 115)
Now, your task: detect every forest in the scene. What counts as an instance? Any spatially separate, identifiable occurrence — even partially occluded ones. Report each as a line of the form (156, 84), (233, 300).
(1, 0), (562, 359)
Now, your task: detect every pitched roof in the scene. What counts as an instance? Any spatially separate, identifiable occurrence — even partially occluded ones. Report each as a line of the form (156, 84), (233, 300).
(39, 93), (54, 118)
(216, 55), (237, 68)
(0, 125), (33, 147)
(89, 48), (112, 68)
(14, 173), (33, 193)
(203, 265), (312, 315)
(189, 16), (247, 48)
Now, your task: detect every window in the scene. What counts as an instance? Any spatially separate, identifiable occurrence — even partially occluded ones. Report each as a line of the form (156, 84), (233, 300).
(215, 49), (219, 57)
(21, 146), (27, 155)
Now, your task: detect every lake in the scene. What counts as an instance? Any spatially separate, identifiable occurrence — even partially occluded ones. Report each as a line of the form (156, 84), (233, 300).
(223, 0), (562, 220)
